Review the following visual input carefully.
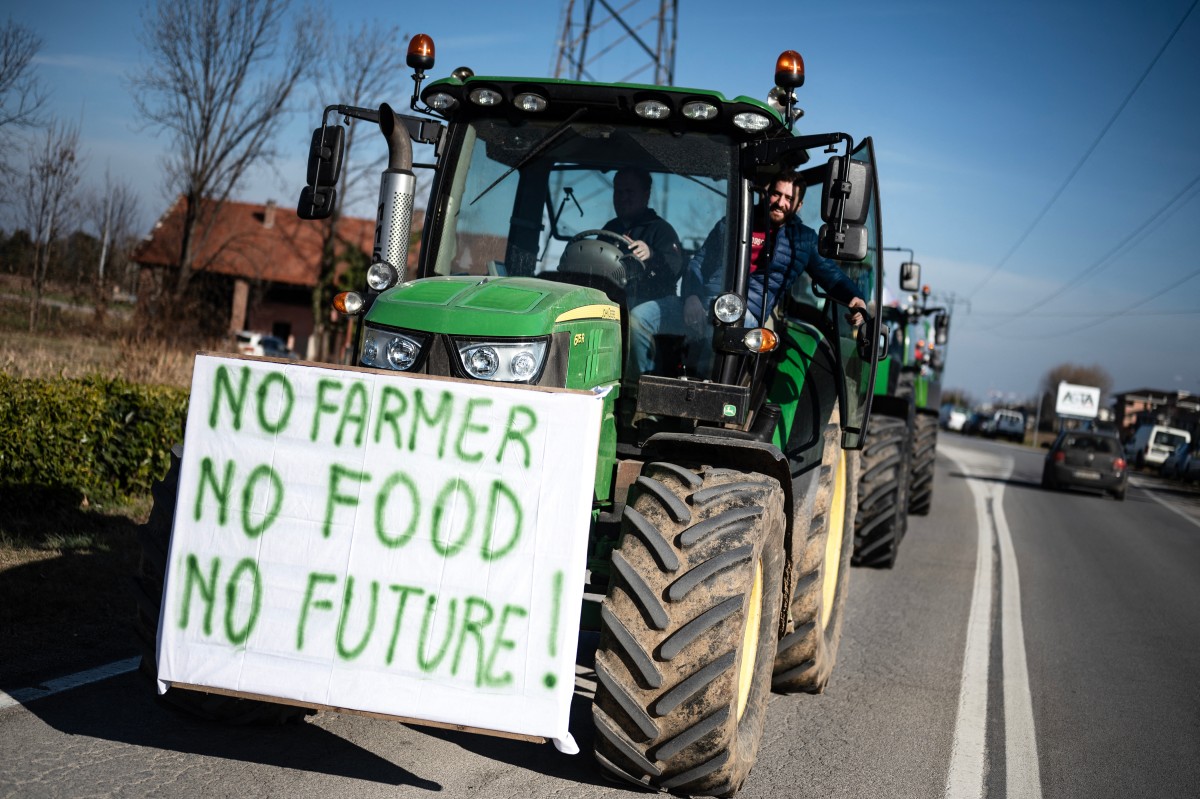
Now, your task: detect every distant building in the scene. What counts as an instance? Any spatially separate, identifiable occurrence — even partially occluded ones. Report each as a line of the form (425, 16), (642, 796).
(1112, 388), (1200, 438)
(132, 196), (421, 356)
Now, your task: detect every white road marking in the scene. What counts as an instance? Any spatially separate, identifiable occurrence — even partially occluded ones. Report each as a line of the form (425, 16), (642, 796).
(994, 476), (1043, 798)
(941, 450), (994, 799)
(1134, 481), (1200, 529)
(941, 445), (1043, 799)
(0, 657), (140, 711)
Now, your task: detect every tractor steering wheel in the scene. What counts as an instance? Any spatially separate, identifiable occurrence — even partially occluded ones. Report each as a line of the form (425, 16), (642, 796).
(566, 229), (647, 276)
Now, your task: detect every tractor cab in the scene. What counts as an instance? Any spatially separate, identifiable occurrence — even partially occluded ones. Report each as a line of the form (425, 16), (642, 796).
(299, 34), (884, 462)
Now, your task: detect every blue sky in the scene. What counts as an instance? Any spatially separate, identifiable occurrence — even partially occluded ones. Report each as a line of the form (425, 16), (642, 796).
(5, 0), (1199, 404)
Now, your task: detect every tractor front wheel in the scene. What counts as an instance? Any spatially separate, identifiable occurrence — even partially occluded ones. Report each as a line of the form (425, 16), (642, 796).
(909, 413), (937, 515)
(773, 420), (859, 693)
(593, 463), (786, 796)
(852, 414), (911, 569)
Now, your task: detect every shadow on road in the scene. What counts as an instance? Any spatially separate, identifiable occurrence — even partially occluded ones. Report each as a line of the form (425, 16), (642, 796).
(22, 668), (445, 790)
(409, 632), (613, 791)
(12, 633), (613, 792)
(0, 485), (143, 688)
(944, 470), (1044, 492)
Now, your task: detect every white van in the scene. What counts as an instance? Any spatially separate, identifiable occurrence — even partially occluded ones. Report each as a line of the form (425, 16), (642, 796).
(1124, 424), (1191, 470)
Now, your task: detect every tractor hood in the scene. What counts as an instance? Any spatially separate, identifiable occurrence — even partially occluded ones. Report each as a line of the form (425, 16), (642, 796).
(365, 275), (619, 336)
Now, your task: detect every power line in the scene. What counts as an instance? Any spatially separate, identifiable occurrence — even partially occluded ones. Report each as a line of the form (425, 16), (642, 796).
(1017, 267), (1200, 339)
(970, 170), (1200, 333)
(965, 308), (1200, 319)
(966, 0), (1198, 299)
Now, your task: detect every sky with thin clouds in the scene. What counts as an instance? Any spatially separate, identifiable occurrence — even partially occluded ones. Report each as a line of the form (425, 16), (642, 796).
(4, 0), (1198, 403)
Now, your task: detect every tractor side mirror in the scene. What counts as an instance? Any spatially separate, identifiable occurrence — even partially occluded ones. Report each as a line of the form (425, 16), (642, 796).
(821, 156), (872, 226)
(857, 321), (889, 362)
(818, 155), (872, 261)
(817, 222), (868, 261)
(297, 125), (344, 220)
(306, 125), (344, 187)
(297, 185), (337, 220)
(900, 261), (921, 292)
(934, 312), (950, 345)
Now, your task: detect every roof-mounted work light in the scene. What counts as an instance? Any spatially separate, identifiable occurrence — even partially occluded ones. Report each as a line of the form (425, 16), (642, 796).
(407, 34), (436, 113)
(772, 50), (805, 130)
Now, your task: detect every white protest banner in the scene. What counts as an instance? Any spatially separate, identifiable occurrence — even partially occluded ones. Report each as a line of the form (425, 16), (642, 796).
(157, 354), (603, 752)
(1055, 382), (1100, 419)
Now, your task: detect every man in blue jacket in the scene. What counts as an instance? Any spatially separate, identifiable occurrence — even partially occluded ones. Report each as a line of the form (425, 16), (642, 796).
(628, 172), (867, 375)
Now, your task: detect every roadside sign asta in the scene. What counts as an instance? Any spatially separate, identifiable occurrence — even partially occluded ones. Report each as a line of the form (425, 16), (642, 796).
(156, 354), (602, 752)
(1055, 382), (1100, 419)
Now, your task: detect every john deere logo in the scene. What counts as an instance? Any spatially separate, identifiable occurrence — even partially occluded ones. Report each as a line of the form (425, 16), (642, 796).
(723, 404), (737, 417)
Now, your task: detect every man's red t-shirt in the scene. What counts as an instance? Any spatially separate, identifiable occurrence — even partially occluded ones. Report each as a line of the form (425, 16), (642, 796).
(750, 230), (769, 273)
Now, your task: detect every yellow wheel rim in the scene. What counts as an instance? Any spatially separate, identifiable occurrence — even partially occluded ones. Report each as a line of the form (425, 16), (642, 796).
(736, 558), (763, 721)
(821, 454), (847, 632)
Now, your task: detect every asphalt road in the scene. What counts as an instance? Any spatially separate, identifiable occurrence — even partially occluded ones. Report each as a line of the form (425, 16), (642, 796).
(2, 434), (1198, 798)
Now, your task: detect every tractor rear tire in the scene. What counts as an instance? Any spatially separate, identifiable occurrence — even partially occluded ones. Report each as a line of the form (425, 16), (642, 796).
(131, 445), (310, 725)
(772, 419), (859, 694)
(851, 414), (911, 569)
(908, 413), (937, 515)
(593, 463), (785, 797)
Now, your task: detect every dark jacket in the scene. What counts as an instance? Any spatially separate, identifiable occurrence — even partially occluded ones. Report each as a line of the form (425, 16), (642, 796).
(684, 216), (861, 319)
(603, 208), (683, 304)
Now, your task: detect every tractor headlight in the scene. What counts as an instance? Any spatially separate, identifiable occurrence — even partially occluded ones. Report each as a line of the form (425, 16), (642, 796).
(366, 260), (400, 291)
(634, 99), (671, 120)
(733, 112), (771, 132)
(681, 100), (718, 120)
(455, 338), (549, 383)
(361, 327), (429, 371)
(713, 292), (745, 324)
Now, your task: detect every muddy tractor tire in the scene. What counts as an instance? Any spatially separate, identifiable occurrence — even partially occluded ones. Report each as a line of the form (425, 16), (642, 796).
(908, 413), (938, 516)
(772, 420), (859, 694)
(851, 414), (911, 569)
(131, 445), (310, 725)
(592, 463), (786, 797)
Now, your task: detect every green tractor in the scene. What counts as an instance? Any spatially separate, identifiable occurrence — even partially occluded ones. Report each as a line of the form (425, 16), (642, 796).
(135, 35), (885, 797)
(851, 259), (950, 569)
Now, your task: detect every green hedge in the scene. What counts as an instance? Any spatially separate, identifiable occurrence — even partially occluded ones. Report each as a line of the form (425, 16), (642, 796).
(0, 374), (188, 502)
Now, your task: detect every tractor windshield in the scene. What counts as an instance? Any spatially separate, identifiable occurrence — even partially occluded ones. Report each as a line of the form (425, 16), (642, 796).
(428, 117), (734, 285)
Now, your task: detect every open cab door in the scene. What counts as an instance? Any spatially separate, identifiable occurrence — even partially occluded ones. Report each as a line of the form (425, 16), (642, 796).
(828, 137), (883, 448)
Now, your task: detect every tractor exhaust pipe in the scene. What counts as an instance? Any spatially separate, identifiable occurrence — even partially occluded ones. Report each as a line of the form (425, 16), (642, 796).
(373, 102), (416, 277)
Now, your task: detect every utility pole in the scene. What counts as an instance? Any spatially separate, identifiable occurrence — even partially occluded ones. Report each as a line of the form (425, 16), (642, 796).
(553, 0), (679, 85)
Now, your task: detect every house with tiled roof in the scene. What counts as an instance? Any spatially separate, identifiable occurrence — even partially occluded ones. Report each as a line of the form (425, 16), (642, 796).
(133, 196), (419, 356)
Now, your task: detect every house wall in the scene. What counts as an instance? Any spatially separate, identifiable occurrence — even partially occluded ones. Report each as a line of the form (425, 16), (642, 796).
(244, 283), (315, 353)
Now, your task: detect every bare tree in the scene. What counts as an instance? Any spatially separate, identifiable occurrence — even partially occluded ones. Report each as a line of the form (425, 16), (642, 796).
(22, 120), (84, 331)
(129, 0), (320, 307)
(305, 20), (410, 360)
(0, 17), (49, 180)
(84, 169), (141, 321)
